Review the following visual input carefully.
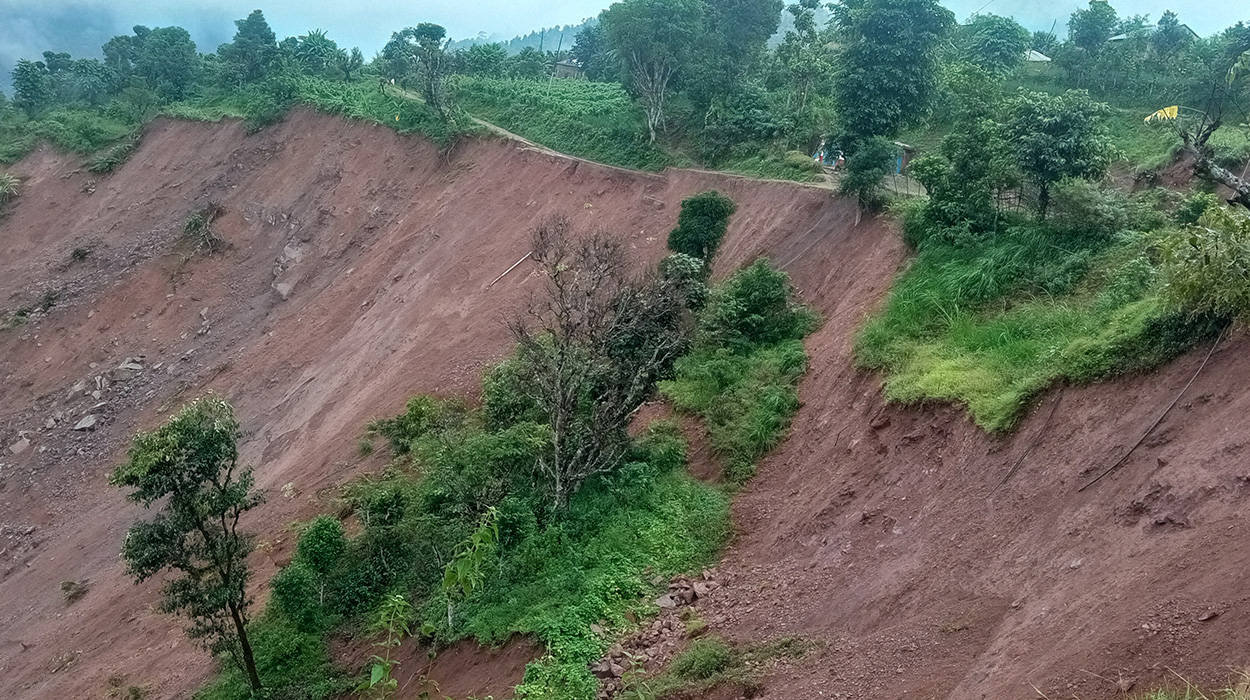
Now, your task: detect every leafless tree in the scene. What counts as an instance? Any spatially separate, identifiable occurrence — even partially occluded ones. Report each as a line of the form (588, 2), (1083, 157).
(510, 215), (692, 509)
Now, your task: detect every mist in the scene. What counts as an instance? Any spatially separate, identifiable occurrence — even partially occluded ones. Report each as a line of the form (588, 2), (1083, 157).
(1, 0), (1246, 94)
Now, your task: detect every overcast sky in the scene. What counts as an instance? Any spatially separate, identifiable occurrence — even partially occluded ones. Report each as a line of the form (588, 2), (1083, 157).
(2, 0), (1246, 93)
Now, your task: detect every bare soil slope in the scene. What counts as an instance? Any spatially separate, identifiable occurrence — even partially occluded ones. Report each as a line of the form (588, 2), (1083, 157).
(0, 110), (857, 699)
(0, 109), (1245, 700)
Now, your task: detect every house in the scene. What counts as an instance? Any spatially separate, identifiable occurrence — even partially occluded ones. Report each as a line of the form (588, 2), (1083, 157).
(1025, 50), (1052, 62)
(554, 60), (584, 79)
(894, 142), (916, 174)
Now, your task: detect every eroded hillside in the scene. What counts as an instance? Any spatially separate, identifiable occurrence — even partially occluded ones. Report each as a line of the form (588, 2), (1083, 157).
(0, 110), (1246, 700)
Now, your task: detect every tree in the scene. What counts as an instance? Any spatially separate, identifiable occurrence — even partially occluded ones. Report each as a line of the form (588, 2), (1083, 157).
(832, 0), (955, 151)
(66, 59), (116, 106)
(111, 397), (265, 692)
(571, 23), (611, 81)
(333, 47), (364, 81)
(291, 29), (340, 74)
(11, 59), (54, 116)
(602, 0), (705, 142)
(461, 43), (508, 78)
(103, 29), (145, 79)
(218, 10), (280, 85)
(1031, 29), (1059, 56)
(1144, 50), (1250, 210)
(1151, 11), (1193, 60)
(667, 190), (738, 265)
(911, 65), (1016, 232)
(687, 0), (784, 113)
(776, 0), (836, 118)
(508, 47), (550, 79)
(1005, 89), (1113, 218)
(509, 215), (695, 508)
(962, 14), (1030, 76)
(133, 27), (200, 100)
(1069, 0), (1118, 54)
(380, 24), (453, 117)
(839, 136), (897, 206)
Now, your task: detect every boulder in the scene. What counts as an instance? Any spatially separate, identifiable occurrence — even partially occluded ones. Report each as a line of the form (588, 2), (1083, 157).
(73, 415), (98, 431)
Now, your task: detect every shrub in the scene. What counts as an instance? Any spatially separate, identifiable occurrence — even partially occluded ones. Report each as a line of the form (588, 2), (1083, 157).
(669, 638), (733, 681)
(1049, 179), (1166, 238)
(701, 259), (818, 353)
(662, 259), (816, 482)
(368, 395), (469, 454)
(1157, 206), (1250, 320)
(659, 253), (710, 310)
(1174, 191), (1220, 225)
(666, 190), (737, 266)
(87, 139), (139, 174)
(0, 172), (18, 207)
(840, 136), (897, 208)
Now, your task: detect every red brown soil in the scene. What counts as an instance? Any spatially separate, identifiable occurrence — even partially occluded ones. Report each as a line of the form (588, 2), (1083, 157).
(0, 109), (1246, 700)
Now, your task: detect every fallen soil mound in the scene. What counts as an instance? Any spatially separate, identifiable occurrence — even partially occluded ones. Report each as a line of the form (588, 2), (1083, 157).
(0, 108), (1245, 700)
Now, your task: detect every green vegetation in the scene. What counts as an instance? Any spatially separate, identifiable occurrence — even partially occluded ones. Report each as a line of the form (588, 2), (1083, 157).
(455, 77), (671, 170)
(662, 259), (817, 482)
(858, 195), (1227, 432)
(666, 191), (737, 264)
(621, 636), (813, 700)
(0, 172), (18, 207)
(110, 398), (266, 692)
(1158, 207), (1250, 321)
(177, 193), (812, 700)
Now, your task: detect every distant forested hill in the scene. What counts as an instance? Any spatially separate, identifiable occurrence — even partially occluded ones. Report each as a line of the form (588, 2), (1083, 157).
(446, 18), (596, 55)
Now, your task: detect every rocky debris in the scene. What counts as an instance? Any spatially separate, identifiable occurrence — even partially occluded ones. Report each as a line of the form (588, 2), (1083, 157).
(592, 571), (722, 699)
(110, 356), (146, 382)
(8, 436), (32, 455)
(197, 308), (211, 336)
(73, 415), (98, 431)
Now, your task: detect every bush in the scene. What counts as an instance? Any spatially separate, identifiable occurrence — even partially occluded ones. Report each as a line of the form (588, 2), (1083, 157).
(700, 259), (818, 353)
(666, 191), (737, 265)
(1049, 179), (1166, 238)
(669, 638), (733, 681)
(368, 395), (469, 454)
(661, 259), (816, 481)
(663, 342), (807, 482)
(1157, 206), (1250, 320)
(840, 136), (897, 208)
(0, 173), (19, 207)
(1174, 191), (1220, 225)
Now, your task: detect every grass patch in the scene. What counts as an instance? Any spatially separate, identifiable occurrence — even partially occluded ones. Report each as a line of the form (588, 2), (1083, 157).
(455, 76), (673, 171)
(719, 150), (824, 183)
(1107, 109), (1182, 174)
(87, 138), (140, 174)
(621, 636), (813, 700)
(192, 615), (350, 700)
(0, 109), (137, 164)
(857, 203), (1226, 432)
(662, 259), (818, 482)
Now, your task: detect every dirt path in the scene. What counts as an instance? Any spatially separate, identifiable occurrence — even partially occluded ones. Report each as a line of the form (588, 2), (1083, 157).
(388, 85), (840, 191)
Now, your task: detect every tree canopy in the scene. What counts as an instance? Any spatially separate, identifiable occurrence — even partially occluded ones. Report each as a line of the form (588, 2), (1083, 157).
(832, 0), (956, 150)
(111, 397), (266, 692)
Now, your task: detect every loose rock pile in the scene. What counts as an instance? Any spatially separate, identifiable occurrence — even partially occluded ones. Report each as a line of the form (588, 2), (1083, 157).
(590, 570), (721, 699)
